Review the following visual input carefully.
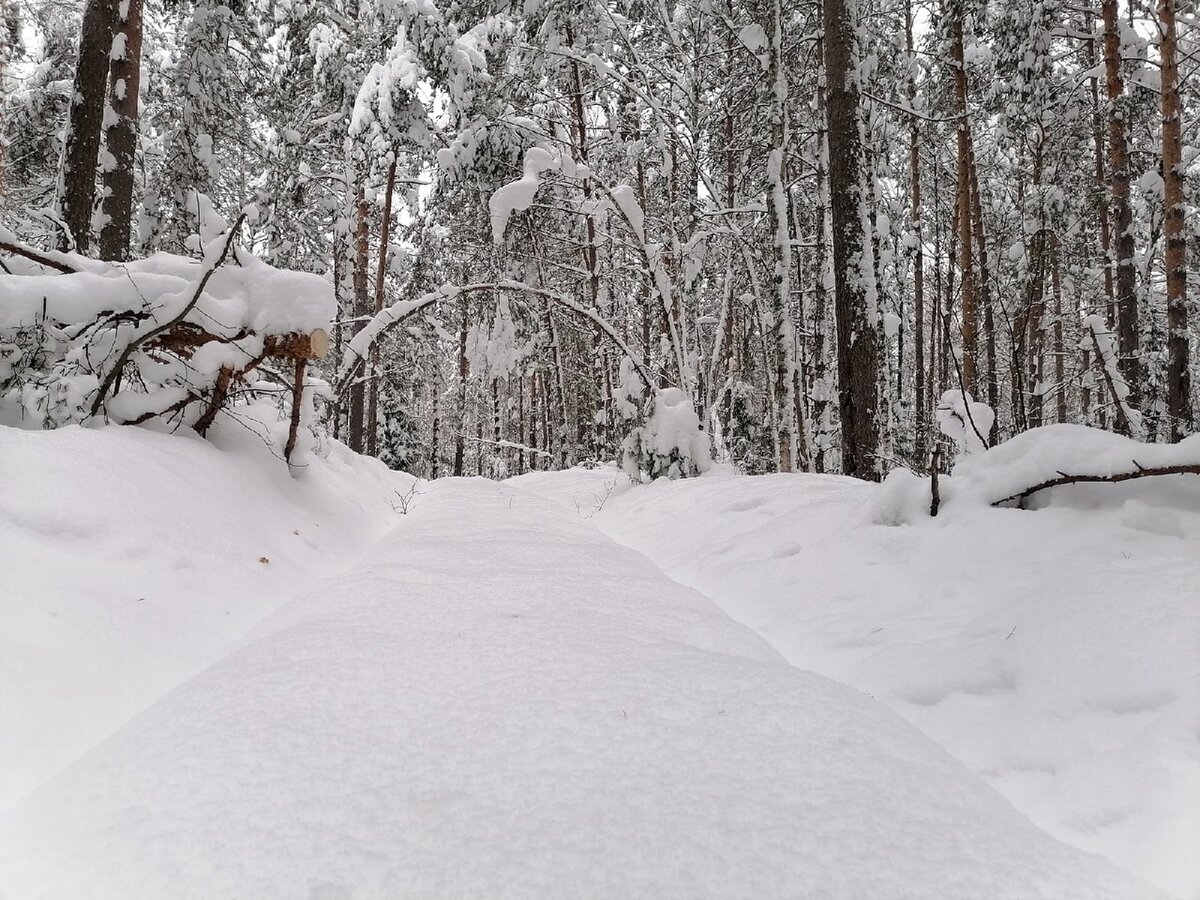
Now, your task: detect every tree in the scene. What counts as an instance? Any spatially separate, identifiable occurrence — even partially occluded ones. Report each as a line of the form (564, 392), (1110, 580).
(58, 0), (116, 252)
(97, 0), (143, 261)
(1102, 0), (1140, 423)
(1158, 0), (1190, 439)
(824, 0), (881, 480)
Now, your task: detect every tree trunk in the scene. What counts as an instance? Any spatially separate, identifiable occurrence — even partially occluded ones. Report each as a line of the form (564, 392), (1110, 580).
(59, 0), (118, 253)
(347, 183), (369, 453)
(528, 373), (539, 472)
(366, 157), (397, 457)
(811, 31), (832, 474)
(1102, 0), (1140, 421)
(97, 0), (143, 261)
(824, 0), (881, 481)
(454, 296), (469, 477)
(1159, 0), (1190, 438)
(430, 375), (441, 478)
(765, 0), (797, 472)
(907, 0), (925, 462)
(967, 134), (996, 440)
(1052, 237), (1067, 423)
(1085, 16), (1115, 322)
(951, 9), (977, 394)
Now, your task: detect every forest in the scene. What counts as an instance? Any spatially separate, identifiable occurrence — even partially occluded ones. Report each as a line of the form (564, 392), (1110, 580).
(2, 2), (1200, 898)
(1, 0), (1194, 480)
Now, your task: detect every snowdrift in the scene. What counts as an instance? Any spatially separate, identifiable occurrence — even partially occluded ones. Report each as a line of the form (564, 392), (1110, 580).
(0, 422), (407, 811)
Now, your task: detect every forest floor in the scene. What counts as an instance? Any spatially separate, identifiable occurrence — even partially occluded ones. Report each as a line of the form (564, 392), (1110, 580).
(1, 424), (1197, 899)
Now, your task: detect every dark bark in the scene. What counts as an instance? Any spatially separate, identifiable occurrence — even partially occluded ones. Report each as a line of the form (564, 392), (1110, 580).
(1159, 0), (1190, 438)
(824, 0), (880, 481)
(348, 184), (369, 453)
(951, 9), (977, 394)
(366, 157), (398, 457)
(97, 0), (143, 261)
(1102, 0), (1140, 418)
(60, 0), (118, 253)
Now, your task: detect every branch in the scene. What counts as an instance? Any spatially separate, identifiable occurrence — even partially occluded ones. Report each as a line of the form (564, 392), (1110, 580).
(0, 240), (77, 273)
(993, 463), (1200, 508)
(90, 214), (246, 417)
(1085, 319), (1136, 437)
(338, 280), (655, 396)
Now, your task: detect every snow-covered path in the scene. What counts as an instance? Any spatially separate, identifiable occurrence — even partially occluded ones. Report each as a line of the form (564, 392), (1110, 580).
(514, 465), (1200, 899)
(0, 463), (1168, 899)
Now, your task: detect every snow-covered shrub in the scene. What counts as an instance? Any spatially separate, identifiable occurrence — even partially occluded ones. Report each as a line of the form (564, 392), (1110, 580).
(621, 387), (713, 481)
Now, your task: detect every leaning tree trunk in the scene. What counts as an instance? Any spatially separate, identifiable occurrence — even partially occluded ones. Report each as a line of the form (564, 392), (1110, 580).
(98, 0), (143, 262)
(824, 0), (881, 481)
(347, 183), (369, 453)
(59, 0), (117, 253)
(1159, 0), (1191, 439)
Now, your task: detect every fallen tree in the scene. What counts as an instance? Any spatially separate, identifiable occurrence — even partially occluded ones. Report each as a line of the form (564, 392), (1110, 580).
(1, 215), (333, 466)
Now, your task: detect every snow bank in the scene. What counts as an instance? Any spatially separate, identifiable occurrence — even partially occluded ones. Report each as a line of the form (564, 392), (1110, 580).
(558, 468), (1200, 898)
(0, 423), (408, 812)
(0, 476), (1166, 899)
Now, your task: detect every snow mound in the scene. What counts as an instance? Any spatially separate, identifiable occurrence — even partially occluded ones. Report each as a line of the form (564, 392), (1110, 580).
(0, 423), (408, 811)
(952, 423), (1200, 506)
(0, 475), (1167, 899)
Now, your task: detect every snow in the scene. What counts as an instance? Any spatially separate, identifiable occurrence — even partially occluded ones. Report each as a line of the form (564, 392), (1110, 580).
(936, 388), (995, 455)
(622, 386), (713, 480)
(1, 424), (1192, 898)
(610, 183), (645, 243)
(488, 146), (559, 243)
(0, 424), (406, 812)
(513, 455), (1200, 898)
(0, 247), (333, 338)
(949, 423), (1200, 507)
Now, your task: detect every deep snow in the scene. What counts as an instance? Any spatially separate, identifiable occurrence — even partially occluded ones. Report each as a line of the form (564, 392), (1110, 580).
(514, 459), (1200, 898)
(1, 424), (1192, 898)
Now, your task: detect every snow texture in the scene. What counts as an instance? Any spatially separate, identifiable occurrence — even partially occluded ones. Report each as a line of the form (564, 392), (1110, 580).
(0, 247), (333, 338)
(515, 454), (1200, 898)
(0, 426), (1174, 900)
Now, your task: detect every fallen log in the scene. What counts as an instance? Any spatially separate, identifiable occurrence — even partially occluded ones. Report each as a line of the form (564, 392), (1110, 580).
(150, 326), (329, 360)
